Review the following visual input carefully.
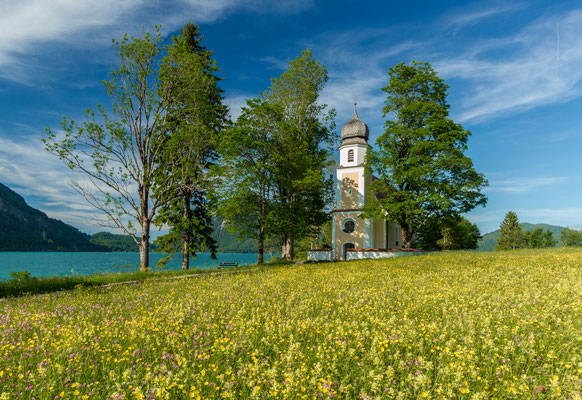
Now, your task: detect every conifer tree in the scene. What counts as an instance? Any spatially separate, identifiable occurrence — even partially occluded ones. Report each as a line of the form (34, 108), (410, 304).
(153, 23), (228, 269)
(495, 211), (524, 250)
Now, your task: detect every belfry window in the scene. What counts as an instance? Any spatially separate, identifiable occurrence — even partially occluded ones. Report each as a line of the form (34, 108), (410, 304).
(347, 149), (354, 162)
(343, 220), (355, 233)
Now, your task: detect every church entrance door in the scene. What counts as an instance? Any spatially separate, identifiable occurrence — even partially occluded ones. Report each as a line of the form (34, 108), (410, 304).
(343, 243), (355, 260)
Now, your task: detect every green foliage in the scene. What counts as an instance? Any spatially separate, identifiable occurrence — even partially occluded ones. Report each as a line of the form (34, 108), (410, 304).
(0, 268), (210, 298)
(89, 232), (143, 252)
(523, 228), (557, 248)
(560, 227), (582, 246)
(477, 223), (565, 251)
(495, 211), (524, 250)
(43, 27), (206, 270)
(417, 215), (481, 250)
(217, 99), (281, 264)
(153, 23), (227, 269)
(362, 62), (487, 248)
(263, 49), (337, 259)
(0, 182), (106, 252)
(218, 50), (335, 262)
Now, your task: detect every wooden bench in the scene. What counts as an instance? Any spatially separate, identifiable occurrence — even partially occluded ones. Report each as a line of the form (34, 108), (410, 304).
(218, 262), (238, 269)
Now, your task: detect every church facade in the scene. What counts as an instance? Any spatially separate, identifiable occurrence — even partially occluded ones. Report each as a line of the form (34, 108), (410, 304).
(308, 104), (403, 261)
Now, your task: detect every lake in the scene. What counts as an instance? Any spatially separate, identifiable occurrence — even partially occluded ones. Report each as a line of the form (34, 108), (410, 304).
(0, 252), (266, 280)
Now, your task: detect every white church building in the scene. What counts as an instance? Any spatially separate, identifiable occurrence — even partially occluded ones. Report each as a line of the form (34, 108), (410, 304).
(308, 104), (403, 261)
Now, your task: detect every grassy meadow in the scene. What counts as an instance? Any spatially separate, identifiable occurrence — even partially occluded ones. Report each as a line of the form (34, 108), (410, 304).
(1, 249), (581, 399)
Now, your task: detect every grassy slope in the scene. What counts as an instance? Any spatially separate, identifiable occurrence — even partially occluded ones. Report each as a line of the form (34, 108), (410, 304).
(477, 222), (565, 251)
(1, 248), (581, 399)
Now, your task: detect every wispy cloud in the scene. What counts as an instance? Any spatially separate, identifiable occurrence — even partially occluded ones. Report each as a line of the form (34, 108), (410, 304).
(442, 2), (525, 34)
(517, 207), (582, 222)
(0, 132), (101, 229)
(484, 176), (568, 193)
(437, 9), (582, 123)
(0, 0), (312, 82)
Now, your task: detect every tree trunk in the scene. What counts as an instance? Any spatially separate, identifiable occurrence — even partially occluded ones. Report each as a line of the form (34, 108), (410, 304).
(182, 240), (189, 270)
(281, 237), (294, 260)
(401, 225), (413, 249)
(258, 239), (264, 265)
(139, 185), (150, 271)
(182, 191), (191, 270)
(258, 226), (265, 264)
(139, 218), (150, 271)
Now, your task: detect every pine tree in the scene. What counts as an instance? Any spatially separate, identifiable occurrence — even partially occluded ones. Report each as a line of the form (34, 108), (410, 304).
(495, 211), (524, 250)
(153, 22), (228, 269)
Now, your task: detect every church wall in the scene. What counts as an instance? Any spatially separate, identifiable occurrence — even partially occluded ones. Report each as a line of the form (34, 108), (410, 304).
(333, 212), (365, 260)
(386, 222), (402, 249)
(340, 172), (359, 209)
(374, 219), (385, 248)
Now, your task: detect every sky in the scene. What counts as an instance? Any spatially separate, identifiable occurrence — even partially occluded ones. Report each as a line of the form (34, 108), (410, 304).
(1, 0), (582, 236)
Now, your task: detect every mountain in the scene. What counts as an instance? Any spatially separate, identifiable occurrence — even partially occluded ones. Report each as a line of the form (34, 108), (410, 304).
(90, 232), (140, 252)
(211, 218), (258, 253)
(0, 183), (106, 252)
(477, 223), (565, 251)
(90, 219), (258, 253)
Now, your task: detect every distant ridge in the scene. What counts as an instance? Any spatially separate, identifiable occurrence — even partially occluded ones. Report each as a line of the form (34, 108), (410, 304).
(477, 223), (565, 251)
(0, 182), (106, 252)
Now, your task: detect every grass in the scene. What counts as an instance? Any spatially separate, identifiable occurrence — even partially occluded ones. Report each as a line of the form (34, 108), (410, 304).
(0, 258), (292, 298)
(1, 248), (581, 399)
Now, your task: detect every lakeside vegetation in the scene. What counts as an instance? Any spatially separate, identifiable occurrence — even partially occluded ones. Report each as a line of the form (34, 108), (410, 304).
(1, 249), (581, 399)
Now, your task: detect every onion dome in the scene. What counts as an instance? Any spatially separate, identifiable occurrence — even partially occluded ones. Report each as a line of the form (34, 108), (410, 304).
(341, 102), (369, 145)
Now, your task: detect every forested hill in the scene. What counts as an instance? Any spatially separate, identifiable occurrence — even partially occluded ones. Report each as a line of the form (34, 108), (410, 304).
(0, 182), (106, 252)
(477, 223), (565, 251)
(211, 218), (258, 253)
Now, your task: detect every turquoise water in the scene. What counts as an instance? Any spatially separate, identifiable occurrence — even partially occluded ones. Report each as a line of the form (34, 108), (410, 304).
(0, 252), (264, 280)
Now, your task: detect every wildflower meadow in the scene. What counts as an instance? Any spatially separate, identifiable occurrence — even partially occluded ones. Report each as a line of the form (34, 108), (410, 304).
(1, 249), (581, 399)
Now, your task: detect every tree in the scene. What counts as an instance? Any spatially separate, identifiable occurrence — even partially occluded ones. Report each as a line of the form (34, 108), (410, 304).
(44, 28), (198, 270)
(417, 215), (481, 250)
(523, 228), (557, 249)
(264, 49), (337, 259)
(153, 23), (228, 269)
(495, 211), (524, 250)
(216, 99), (280, 264)
(362, 61), (487, 248)
(560, 227), (582, 246)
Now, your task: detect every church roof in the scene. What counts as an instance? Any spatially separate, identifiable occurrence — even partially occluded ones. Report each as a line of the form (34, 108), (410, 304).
(341, 103), (369, 145)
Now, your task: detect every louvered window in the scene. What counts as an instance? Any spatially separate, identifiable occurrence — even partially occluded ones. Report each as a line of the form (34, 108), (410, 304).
(347, 149), (354, 162)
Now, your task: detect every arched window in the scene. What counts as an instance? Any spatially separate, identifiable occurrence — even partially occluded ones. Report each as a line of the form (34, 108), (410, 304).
(343, 219), (355, 233)
(347, 149), (354, 162)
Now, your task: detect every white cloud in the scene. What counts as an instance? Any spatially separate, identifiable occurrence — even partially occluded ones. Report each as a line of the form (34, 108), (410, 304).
(484, 176), (568, 193)
(0, 0), (312, 82)
(437, 9), (582, 123)
(442, 3), (525, 34)
(0, 132), (100, 229)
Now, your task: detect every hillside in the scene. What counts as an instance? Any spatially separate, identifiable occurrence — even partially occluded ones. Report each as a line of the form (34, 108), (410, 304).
(477, 222), (565, 251)
(211, 218), (258, 253)
(0, 183), (106, 252)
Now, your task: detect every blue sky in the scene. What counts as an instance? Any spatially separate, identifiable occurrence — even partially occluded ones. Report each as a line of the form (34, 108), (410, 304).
(1, 0), (582, 236)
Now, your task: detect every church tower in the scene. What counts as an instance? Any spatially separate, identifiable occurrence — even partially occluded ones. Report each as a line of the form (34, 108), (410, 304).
(332, 102), (375, 260)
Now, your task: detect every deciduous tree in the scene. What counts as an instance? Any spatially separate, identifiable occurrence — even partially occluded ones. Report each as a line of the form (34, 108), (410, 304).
(363, 61), (487, 247)
(216, 99), (281, 264)
(560, 227), (582, 246)
(264, 50), (336, 259)
(44, 27), (203, 270)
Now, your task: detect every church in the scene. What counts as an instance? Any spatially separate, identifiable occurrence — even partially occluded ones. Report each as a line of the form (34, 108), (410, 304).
(308, 104), (403, 261)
